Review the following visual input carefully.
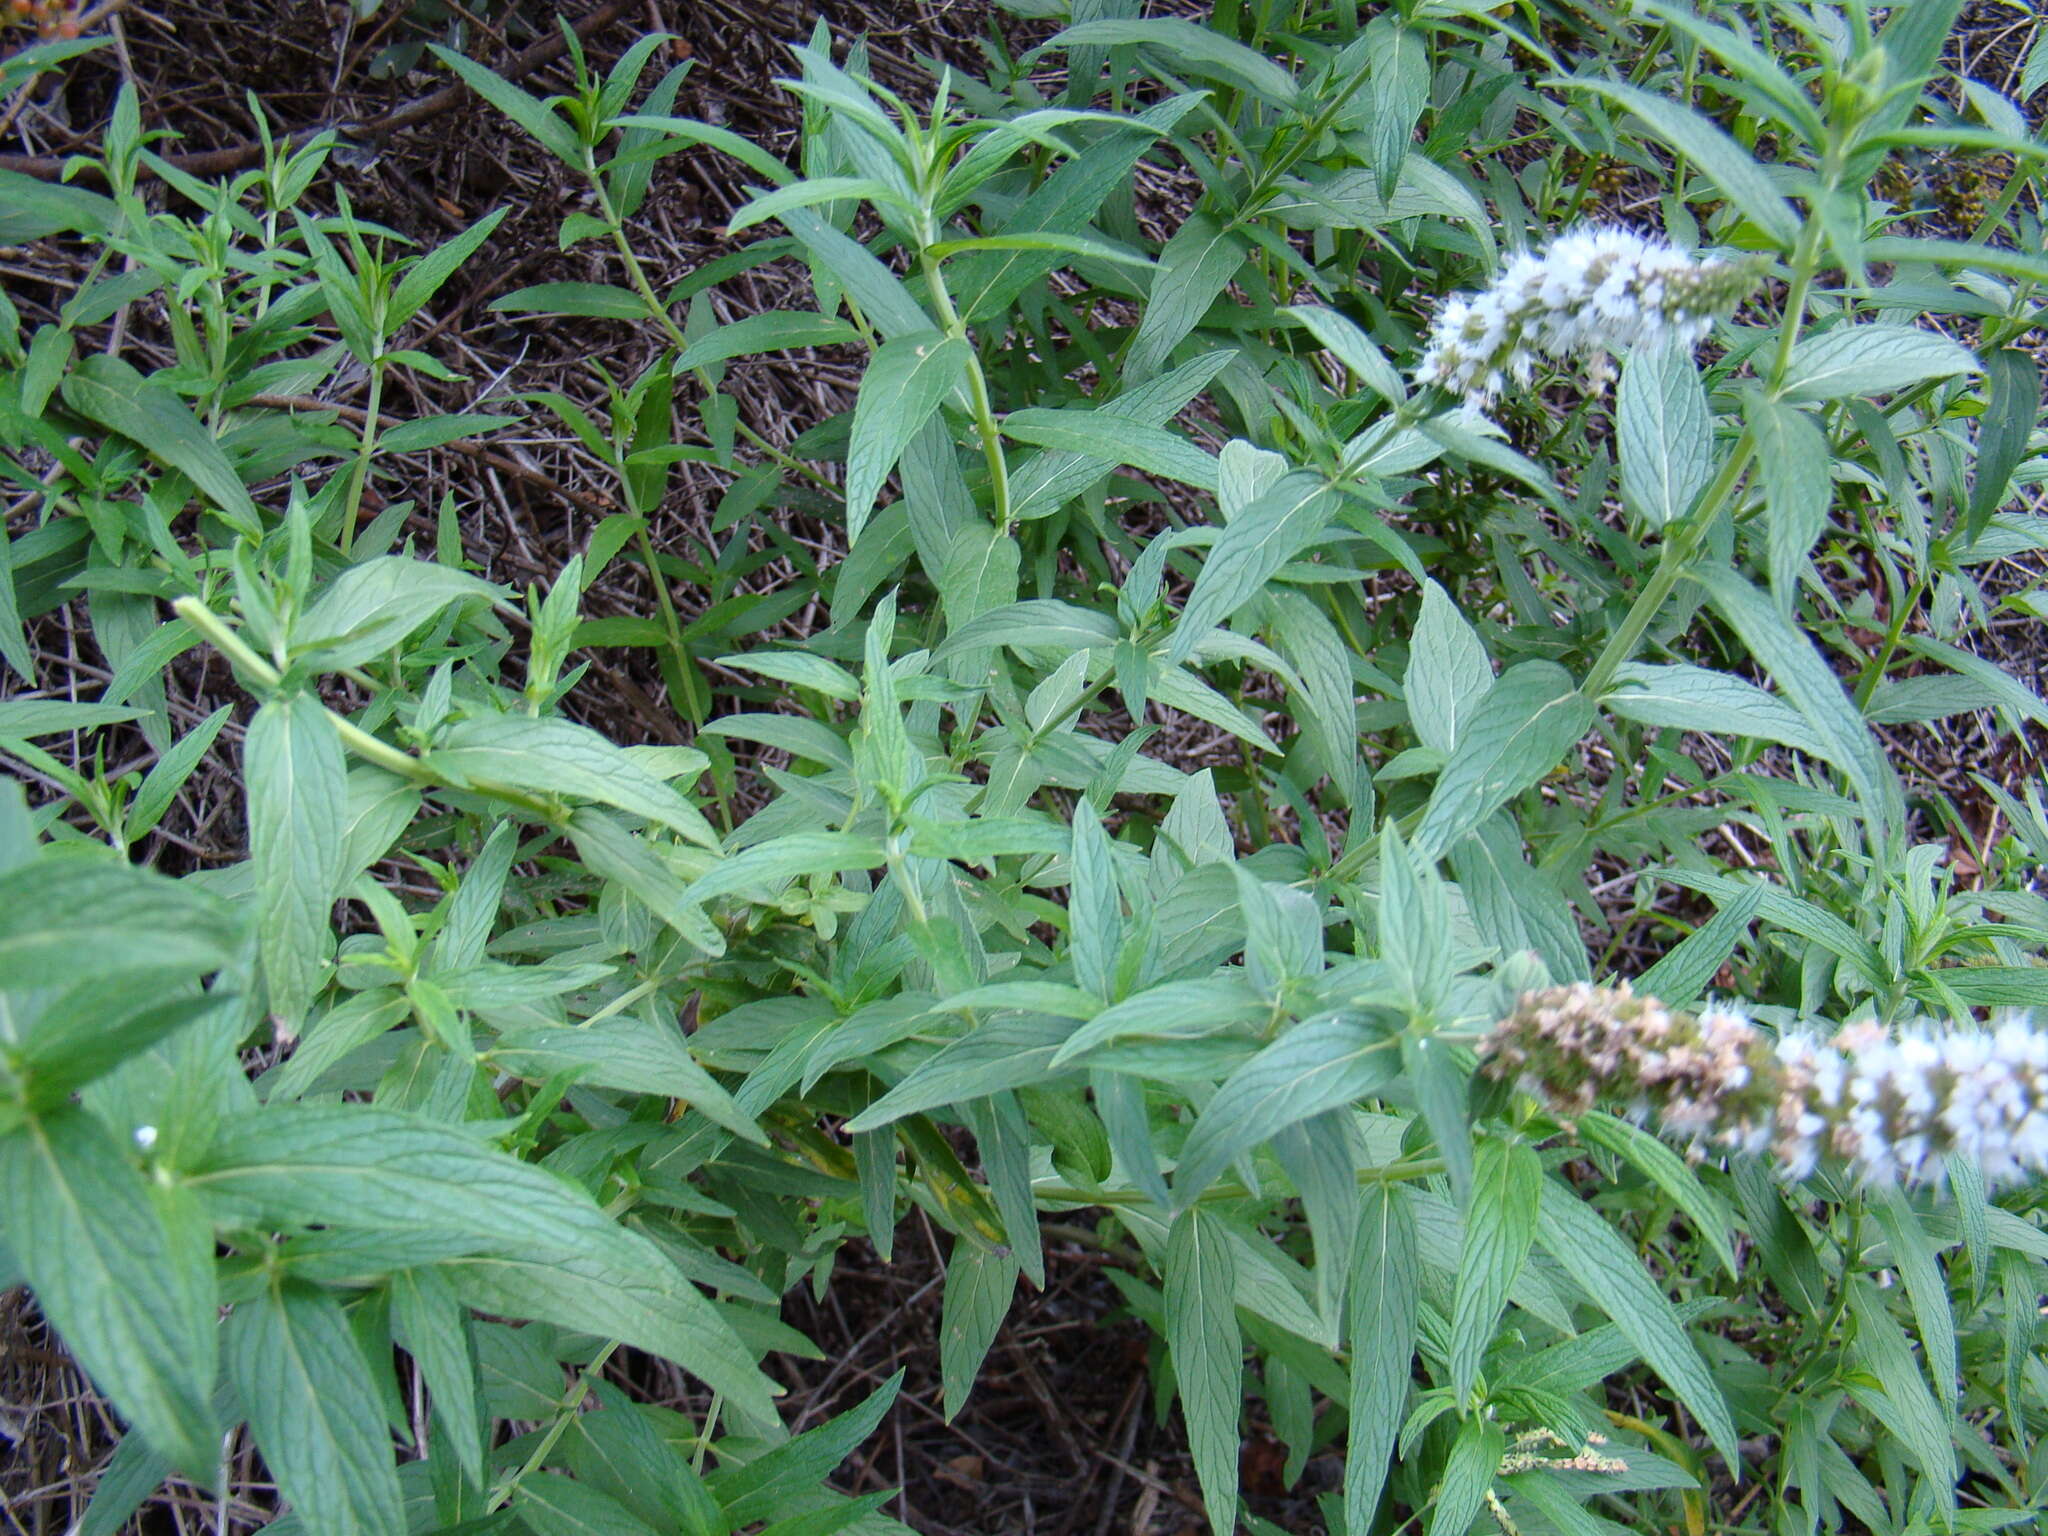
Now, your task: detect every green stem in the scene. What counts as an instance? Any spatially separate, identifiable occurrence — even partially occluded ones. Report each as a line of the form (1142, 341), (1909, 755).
(339, 360), (384, 557)
(1580, 430), (1755, 701)
(486, 1340), (622, 1513)
(586, 154), (839, 499)
(172, 597), (560, 817)
(922, 253), (1011, 531)
(1850, 572), (1925, 710)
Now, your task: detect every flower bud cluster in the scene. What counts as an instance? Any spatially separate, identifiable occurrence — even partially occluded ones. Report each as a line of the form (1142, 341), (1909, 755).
(1481, 983), (2048, 1190)
(4, 0), (81, 39)
(1414, 227), (1764, 407)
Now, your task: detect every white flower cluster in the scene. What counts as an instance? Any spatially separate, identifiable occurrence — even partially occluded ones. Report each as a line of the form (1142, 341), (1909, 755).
(1415, 227), (1763, 407)
(1773, 1016), (2048, 1187)
(1483, 984), (2048, 1191)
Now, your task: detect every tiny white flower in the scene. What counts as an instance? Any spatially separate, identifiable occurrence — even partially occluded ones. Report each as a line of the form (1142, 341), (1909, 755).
(134, 1124), (158, 1151)
(1416, 225), (1763, 410)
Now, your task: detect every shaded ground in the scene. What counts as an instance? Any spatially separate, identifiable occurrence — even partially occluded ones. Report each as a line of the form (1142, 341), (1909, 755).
(2, 2), (2044, 1533)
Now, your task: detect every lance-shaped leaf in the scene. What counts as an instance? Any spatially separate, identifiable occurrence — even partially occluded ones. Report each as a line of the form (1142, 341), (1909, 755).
(1173, 1013), (1400, 1204)
(1165, 1207), (1242, 1536)
(844, 333), (971, 543)
(0, 1109), (219, 1482)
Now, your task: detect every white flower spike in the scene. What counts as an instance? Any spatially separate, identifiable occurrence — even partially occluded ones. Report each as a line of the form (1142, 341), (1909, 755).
(1483, 982), (2048, 1191)
(1416, 227), (1764, 408)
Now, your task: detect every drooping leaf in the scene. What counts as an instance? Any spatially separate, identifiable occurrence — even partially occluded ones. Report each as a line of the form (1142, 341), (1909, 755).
(1448, 1140), (1540, 1405)
(844, 334), (972, 543)
(247, 693), (348, 1028)
(1345, 1185), (1417, 1533)
(0, 1108), (219, 1482)
(1535, 1180), (1740, 1469)
(227, 1279), (408, 1536)
(1165, 1206), (1242, 1536)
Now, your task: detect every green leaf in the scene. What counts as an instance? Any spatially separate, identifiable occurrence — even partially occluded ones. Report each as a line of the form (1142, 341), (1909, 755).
(564, 809), (724, 955)
(1618, 340), (1711, 530)
(1049, 17), (1300, 107)
(1360, 17), (1427, 201)
(1686, 564), (1902, 833)
(71, 1429), (169, 1536)
(729, 176), (913, 234)
(1535, 1180), (1739, 1469)
(1577, 1112), (1740, 1279)
(0, 1108), (219, 1481)
(714, 649), (861, 701)
(707, 1370), (901, 1525)
(128, 705), (233, 841)
(0, 699), (147, 738)
(1870, 1189), (1958, 1411)
(1068, 804), (1122, 999)
(1555, 78), (1799, 245)
(492, 1012), (765, 1145)
(608, 113), (794, 189)
(0, 167), (116, 241)
(1780, 324), (1980, 401)
(1346, 1186), (1417, 1532)
(1001, 408), (1218, 492)
(673, 311), (862, 373)
(1281, 305), (1407, 407)
(1846, 1277), (1956, 1508)
(197, 1106), (778, 1422)
(681, 830), (886, 907)
(1127, 214), (1249, 380)
(430, 715), (721, 849)
(1634, 884), (1763, 1011)
(1050, 975), (1267, 1065)
(562, 1383), (726, 1536)
(61, 355), (263, 535)
(1451, 816), (1588, 985)
(939, 1243), (1020, 1420)
(778, 206), (932, 341)
(1412, 662), (1593, 864)
(1428, 1416), (1506, 1536)
(391, 206), (509, 328)
(1745, 397), (1832, 605)
(228, 1279), (407, 1536)
(0, 856), (240, 989)
(844, 1013), (1072, 1131)
(1009, 352), (1236, 521)
(1601, 661), (1822, 755)
(951, 94), (1201, 322)
(1173, 1014), (1400, 1204)
(1861, 233), (2048, 288)
(1448, 1140), (1540, 1406)
(515, 1475), (661, 1536)
(248, 694), (348, 1028)
(1405, 579), (1492, 756)
(1168, 471), (1337, 667)
(429, 44), (583, 164)
(926, 230), (1155, 270)
(14, 986), (228, 1110)
(844, 333), (971, 543)
(1968, 348), (2041, 538)
(1165, 1206), (1241, 1536)
(389, 1267), (485, 1490)
(491, 282), (647, 319)
(293, 557), (505, 670)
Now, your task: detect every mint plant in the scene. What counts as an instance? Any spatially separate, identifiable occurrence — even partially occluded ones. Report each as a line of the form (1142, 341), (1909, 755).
(3, 3), (2047, 1534)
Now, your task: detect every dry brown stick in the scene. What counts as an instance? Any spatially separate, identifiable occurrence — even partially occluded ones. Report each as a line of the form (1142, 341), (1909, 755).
(246, 392), (616, 517)
(0, 0), (636, 179)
